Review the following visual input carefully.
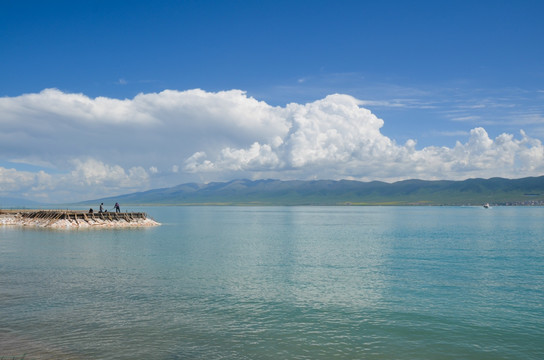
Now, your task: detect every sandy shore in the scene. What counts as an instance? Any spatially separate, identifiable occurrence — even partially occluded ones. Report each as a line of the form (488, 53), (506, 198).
(0, 211), (160, 229)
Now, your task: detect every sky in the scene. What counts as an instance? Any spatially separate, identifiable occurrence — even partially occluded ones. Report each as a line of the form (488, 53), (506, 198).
(1, 0), (544, 203)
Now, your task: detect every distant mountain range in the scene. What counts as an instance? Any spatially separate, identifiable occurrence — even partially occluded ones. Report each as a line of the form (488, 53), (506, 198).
(82, 176), (544, 206)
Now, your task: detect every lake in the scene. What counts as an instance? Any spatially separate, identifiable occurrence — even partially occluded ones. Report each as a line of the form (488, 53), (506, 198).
(1, 206), (543, 359)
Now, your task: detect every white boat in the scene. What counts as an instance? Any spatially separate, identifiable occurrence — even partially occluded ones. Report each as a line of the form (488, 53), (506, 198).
(483, 203), (490, 208)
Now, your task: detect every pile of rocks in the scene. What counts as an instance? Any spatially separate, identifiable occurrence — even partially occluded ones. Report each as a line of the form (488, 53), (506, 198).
(0, 210), (160, 228)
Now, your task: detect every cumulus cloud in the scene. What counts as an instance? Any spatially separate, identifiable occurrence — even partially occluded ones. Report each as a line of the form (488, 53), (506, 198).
(69, 158), (149, 188)
(184, 94), (544, 181)
(1, 88), (543, 202)
(0, 158), (149, 202)
(0, 88), (288, 171)
(0, 167), (48, 192)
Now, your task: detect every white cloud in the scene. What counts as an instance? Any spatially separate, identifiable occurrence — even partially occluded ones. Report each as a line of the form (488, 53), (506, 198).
(1, 88), (544, 202)
(0, 158), (149, 202)
(0, 167), (45, 192)
(69, 158), (149, 188)
(184, 94), (544, 181)
(451, 115), (482, 122)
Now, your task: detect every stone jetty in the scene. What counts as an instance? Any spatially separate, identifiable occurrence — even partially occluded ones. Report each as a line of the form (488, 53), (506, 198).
(0, 209), (160, 228)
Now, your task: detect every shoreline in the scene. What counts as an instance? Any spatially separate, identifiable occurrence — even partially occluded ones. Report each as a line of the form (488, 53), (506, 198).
(0, 209), (160, 229)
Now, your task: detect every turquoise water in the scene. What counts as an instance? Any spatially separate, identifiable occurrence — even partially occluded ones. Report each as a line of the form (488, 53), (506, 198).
(1, 206), (543, 359)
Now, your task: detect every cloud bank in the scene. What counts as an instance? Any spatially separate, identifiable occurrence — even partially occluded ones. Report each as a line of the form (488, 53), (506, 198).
(1, 89), (543, 202)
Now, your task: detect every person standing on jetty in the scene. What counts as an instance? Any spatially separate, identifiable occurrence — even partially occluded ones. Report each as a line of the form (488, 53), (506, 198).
(114, 202), (120, 213)
(99, 203), (104, 213)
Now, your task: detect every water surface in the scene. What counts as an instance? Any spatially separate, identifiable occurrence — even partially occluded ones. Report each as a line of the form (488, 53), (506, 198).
(1, 206), (543, 359)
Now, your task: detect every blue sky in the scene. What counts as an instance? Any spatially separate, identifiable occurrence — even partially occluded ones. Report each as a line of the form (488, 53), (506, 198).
(1, 0), (544, 202)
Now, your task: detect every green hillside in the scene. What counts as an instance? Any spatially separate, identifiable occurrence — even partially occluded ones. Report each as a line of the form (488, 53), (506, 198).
(79, 176), (544, 206)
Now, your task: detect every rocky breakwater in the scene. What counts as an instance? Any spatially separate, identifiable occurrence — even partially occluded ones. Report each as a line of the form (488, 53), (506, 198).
(0, 209), (160, 229)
